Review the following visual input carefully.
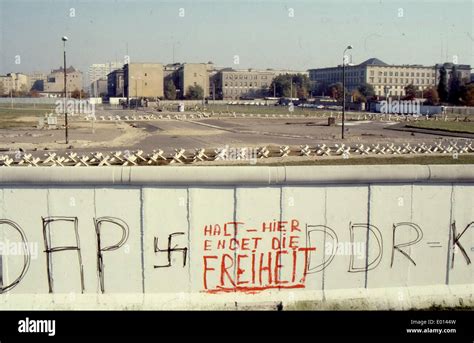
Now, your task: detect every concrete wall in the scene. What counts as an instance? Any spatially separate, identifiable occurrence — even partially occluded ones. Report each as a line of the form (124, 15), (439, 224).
(0, 165), (472, 310)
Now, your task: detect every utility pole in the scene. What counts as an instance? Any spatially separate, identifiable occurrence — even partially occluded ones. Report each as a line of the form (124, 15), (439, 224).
(62, 36), (69, 144)
(342, 45), (353, 140)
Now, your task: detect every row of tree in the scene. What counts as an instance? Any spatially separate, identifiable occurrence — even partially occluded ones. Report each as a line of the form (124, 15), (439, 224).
(437, 65), (473, 105)
(164, 79), (204, 100)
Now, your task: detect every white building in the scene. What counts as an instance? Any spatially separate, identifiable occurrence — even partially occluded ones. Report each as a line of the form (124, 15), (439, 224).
(88, 62), (124, 85)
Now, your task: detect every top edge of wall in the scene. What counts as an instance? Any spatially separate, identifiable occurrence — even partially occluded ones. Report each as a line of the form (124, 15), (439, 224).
(0, 165), (472, 185)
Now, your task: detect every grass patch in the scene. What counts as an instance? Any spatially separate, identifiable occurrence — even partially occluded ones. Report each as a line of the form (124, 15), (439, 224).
(406, 120), (474, 134)
(0, 107), (54, 129)
(0, 107), (54, 117)
(0, 107), (55, 129)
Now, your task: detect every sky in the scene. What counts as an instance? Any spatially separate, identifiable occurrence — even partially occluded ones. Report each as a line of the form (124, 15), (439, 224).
(0, 0), (473, 86)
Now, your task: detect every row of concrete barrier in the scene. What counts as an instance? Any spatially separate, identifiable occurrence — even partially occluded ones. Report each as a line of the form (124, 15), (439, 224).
(0, 141), (472, 167)
(81, 111), (471, 122)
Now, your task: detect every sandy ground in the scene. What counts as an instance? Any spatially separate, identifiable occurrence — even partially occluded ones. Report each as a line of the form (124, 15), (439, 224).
(0, 109), (471, 155)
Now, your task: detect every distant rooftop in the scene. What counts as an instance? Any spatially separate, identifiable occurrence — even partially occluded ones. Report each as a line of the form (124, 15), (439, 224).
(358, 58), (388, 66)
(51, 66), (77, 74)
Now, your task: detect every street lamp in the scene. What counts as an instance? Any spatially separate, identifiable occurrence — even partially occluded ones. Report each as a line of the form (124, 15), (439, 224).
(62, 36), (69, 144)
(342, 45), (352, 139)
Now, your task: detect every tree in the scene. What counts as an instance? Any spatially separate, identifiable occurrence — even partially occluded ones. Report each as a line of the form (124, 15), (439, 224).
(164, 79), (177, 100)
(355, 83), (375, 102)
(71, 89), (88, 99)
(186, 85), (204, 100)
(448, 65), (463, 105)
(460, 84), (474, 106)
(29, 89), (41, 98)
(270, 75), (291, 97)
(423, 87), (439, 105)
(313, 81), (329, 96)
(437, 66), (448, 103)
(351, 89), (364, 103)
(404, 84), (417, 100)
(328, 82), (346, 101)
(19, 84), (29, 97)
(269, 73), (311, 98)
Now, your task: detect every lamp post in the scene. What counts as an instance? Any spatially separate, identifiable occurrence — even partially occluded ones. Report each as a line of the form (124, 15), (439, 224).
(62, 36), (69, 144)
(342, 45), (352, 139)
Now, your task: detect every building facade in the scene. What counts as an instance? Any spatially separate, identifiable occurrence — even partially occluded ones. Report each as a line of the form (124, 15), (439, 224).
(90, 78), (108, 97)
(107, 69), (125, 97)
(215, 68), (309, 100)
(177, 63), (213, 99)
(88, 62), (124, 85)
(217, 69), (274, 99)
(124, 63), (164, 99)
(43, 66), (83, 96)
(0, 73), (29, 95)
(27, 72), (47, 91)
(309, 58), (437, 97)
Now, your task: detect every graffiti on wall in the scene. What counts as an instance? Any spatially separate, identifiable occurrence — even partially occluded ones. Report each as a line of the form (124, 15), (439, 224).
(0, 213), (472, 294)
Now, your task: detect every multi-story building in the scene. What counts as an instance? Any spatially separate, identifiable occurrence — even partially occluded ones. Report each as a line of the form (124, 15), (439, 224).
(216, 68), (275, 99)
(215, 68), (309, 100)
(308, 58), (437, 97)
(90, 78), (108, 97)
(176, 63), (213, 99)
(43, 66), (83, 96)
(27, 72), (47, 91)
(123, 63), (164, 99)
(0, 73), (29, 95)
(107, 69), (125, 97)
(267, 69), (309, 77)
(88, 62), (124, 85)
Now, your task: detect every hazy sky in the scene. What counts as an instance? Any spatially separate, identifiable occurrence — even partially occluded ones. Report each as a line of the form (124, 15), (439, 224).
(0, 0), (472, 85)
